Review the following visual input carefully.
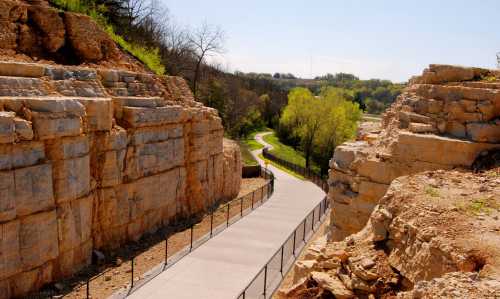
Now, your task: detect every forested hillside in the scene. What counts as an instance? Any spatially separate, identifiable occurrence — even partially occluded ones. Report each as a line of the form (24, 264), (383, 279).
(48, 0), (403, 139)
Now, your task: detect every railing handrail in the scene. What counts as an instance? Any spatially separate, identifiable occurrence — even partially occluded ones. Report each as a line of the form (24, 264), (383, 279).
(235, 196), (330, 299)
(235, 149), (330, 299)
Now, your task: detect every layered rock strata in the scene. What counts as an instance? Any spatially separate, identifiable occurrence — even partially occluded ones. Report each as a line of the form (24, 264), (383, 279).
(329, 64), (500, 241)
(0, 2), (242, 297)
(278, 169), (500, 298)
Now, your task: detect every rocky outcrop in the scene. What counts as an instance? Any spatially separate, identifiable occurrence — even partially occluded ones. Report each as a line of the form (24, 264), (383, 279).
(0, 2), (242, 297)
(329, 64), (500, 241)
(0, 0), (143, 70)
(278, 169), (500, 298)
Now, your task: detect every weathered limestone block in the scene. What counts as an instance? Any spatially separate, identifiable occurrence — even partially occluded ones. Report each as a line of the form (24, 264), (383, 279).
(14, 117), (33, 141)
(93, 187), (130, 249)
(77, 98), (113, 131)
(124, 138), (184, 180)
(392, 132), (498, 167)
(52, 155), (90, 203)
(25, 97), (85, 115)
(412, 64), (476, 84)
(14, 164), (54, 217)
(0, 77), (50, 96)
(112, 96), (162, 119)
(0, 62), (44, 78)
(408, 122), (436, 134)
(0, 220), (21, 281)
(130, 124), (183, 145)
(56, 195), (93, 253)
(190, 134), (209, 162)
(332, 141), (368, 170)
(0, 141), (45, 170)
(19, 210), (59, 271)
(466, 122), (500, 143)
(94, 149), (125, 187)
(0, 111), (15, 143)
(46, 136), (89, 160)
(191, 119), (209, 136)
(56, 239), (92, 278)
(91, 127), (127, 151)
(357, 180), (389, 203)
(222, 139), (242, 201)
(31, 112), (82, 140)
(0, 171), (15, 222)
(209, 129), (224, 155)
(122, 106), (188, 128)
(355, 159), (402, 185)
(9, 261), (53, 299)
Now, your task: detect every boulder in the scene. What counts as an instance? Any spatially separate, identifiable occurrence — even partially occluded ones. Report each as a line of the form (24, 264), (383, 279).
(64, 12), (119, 61)
(27, 6), (65, 52)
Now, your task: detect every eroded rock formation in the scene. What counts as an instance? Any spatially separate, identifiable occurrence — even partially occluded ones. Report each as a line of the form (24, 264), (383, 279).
(329, 64), (500, 241)
(0, 2), (242, 298)
(278, 169), (500, 298)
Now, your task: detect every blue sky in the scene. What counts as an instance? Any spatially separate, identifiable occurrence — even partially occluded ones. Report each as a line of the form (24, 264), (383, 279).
(162, 0), (499, 82)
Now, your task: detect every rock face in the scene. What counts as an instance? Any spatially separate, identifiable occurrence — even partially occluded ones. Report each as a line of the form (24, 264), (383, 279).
(0, 2), (242, 297)
(329, 64), (500, 241)
(0, 0), (144, 71)
(278, 169), (500, 298)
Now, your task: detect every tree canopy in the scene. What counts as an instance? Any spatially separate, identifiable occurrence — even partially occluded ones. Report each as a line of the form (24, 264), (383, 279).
(279, 87), (361, 173)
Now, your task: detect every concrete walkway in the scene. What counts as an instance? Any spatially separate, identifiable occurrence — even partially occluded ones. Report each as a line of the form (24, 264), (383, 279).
(125, 132), (325, 299)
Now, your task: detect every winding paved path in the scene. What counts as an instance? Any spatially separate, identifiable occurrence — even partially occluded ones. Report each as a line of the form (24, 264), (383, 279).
(125, 132), (325, 299)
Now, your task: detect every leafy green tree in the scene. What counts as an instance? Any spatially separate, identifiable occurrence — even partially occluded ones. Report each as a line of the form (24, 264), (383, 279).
(279, 87), (361, 171)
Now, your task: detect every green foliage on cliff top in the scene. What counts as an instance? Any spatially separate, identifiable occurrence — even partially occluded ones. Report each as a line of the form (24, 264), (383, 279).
(49, 0), (165, 75)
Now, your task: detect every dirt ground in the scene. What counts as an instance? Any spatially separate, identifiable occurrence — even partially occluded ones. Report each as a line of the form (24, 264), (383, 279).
(52, 178), (268, 299)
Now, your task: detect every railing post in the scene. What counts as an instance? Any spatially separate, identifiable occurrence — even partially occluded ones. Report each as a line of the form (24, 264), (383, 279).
(263, 265), (268, 297)
(190, 224), (194, 251)
(251, 191), (255, 210)
(210, 211), (214, 237)
(302, 219), (306, 242)
(261, 186), (264, 204)
(312, 210), (315, 231)
(292, 230), (296, 256)
(131, 257), (134, 289)
(240, 197), (243, 217)
(165, 235), (168, 264)
(280, 245), (284, 275)
(86, 278), (90, 299)
(226, 204), (230, 227)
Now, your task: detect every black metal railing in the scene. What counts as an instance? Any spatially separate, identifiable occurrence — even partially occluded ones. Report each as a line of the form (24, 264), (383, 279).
(236, 196), (330, 299)
(27, 167), (274, 299)
(262, 148), (328, 193)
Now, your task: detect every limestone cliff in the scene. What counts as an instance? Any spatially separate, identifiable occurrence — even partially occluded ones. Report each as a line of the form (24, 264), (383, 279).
(329, 64), (500, 241)
(0, 1), (242, 298)
(278, 169), (500, 298)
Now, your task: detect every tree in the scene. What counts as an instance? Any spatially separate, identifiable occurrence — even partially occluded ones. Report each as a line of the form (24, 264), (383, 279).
(188, 23), (225, 96)
(280, 87), (361, 172)
(280, 88), (322, 169)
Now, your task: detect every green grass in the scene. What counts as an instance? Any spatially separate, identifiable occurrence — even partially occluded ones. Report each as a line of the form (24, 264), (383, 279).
(466, 198), (499, 216)
(425, 186), (440, 198)
(262, 132), (321, 174)
(258, 154), (305, 180)
(49, 0), (165, 76)
(237, 141), (259, 166)
(241, 131), (264, 151)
